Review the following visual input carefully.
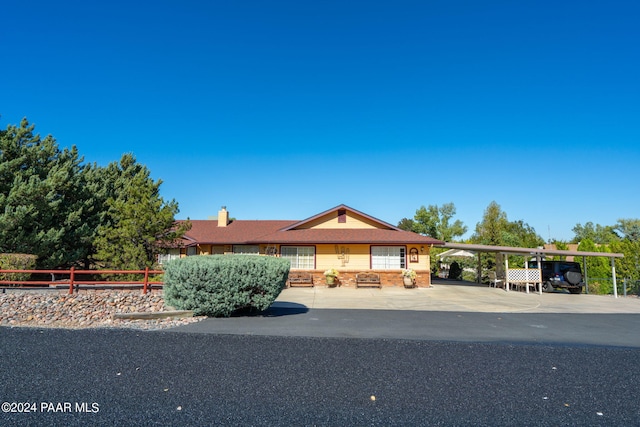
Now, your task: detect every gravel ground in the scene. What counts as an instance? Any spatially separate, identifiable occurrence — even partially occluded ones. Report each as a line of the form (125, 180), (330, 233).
(0, 290), (206, 330)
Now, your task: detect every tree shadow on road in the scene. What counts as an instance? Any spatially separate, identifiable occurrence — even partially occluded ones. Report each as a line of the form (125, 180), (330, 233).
(230, 302), (309, 317)
(432, 278), (487, 287)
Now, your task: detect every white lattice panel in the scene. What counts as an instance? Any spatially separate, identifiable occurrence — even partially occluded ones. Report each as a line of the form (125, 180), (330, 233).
(507, 269), (541, 283)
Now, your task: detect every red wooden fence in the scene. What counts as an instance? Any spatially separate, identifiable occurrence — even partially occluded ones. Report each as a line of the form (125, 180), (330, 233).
(0, 267), (164, 294)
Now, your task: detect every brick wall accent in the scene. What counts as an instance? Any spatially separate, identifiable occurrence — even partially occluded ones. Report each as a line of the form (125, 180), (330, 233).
(290, 270), (432, 288)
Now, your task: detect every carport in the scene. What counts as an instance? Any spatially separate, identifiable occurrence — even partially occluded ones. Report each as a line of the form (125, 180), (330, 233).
(434, 243), (625, 297)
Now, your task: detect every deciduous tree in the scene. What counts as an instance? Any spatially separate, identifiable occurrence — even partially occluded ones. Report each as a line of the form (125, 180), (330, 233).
(577, 238), (611, 280)
(471, 202), (543, 248)
(400, 202), (467, 242)
(614, 219), (640, 242)
(610, 239), (640, 282)
(571, 222), (618, 244)
(471, 201), (544, 269)
(471, 201), (509, 246)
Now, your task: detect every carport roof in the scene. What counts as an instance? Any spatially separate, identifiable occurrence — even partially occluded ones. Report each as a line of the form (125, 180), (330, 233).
(437, 249), (476, 258)
(436, 242), (624, 258)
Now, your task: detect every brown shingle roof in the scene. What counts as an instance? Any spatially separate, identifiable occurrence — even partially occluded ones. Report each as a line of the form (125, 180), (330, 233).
(180, 220), (296, 245)
(179, 219), (443, 246)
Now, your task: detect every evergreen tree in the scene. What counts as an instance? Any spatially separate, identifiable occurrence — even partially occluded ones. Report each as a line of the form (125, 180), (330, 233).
(0, 118), (189, 270)
(0, 119), (97, 268)
(93, 154), (190, 270)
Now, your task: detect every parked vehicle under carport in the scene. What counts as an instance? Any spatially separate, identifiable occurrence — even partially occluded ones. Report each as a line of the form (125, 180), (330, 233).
(529, 260), (584, 294)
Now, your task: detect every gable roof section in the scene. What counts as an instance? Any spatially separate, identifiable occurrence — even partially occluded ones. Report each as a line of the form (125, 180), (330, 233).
(281, 204), (401, 231)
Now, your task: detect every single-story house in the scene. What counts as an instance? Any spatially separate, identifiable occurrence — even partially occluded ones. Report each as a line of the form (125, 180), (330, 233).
(160, 204), (444, 287)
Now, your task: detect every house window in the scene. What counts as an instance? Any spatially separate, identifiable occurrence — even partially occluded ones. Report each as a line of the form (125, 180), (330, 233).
(371, 246), (406, 269)
(157, 249), (181, 265)
(233, 245), (260, 255)
(281, 246), (315, 269)
(186, 246), (197, 256)
(265, 246), (278, 256)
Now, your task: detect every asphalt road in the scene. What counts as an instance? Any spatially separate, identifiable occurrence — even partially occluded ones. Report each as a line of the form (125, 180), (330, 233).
(2, 315), (640, 426)
(174, 307), (640, 348)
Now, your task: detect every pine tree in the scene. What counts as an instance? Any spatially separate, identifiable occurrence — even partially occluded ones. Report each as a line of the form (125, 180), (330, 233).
(0, 118), (97, 268)
(93, 154), (190, 271)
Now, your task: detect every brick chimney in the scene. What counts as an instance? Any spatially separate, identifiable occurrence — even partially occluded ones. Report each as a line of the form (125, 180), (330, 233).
(218, 206), (229, 227)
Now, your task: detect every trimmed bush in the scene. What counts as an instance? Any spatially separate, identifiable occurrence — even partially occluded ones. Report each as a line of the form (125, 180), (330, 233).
(163, 255), (290, 317)
(0, 253), (38, 284)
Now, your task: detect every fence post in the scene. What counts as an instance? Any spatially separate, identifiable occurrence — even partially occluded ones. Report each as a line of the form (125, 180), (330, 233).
(143, 267), (149, 294)
(69, 267), (75, 294)
(624, 278), (627, 297)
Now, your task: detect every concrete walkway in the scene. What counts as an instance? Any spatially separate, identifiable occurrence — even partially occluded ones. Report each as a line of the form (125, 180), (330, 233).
(273, 279), (640, 314)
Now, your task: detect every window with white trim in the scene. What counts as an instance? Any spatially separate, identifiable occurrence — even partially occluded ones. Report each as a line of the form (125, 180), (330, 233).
(233, 245), (260, 255)
(280, 246), (315, 269)
(371, 246), (406, 269)
(157, 249), (181, 265)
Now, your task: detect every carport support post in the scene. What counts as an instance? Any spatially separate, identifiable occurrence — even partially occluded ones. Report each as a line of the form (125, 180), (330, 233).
(537, 255), (542, 295)
(524, 258), (530, 294)
(611, 258), (618, 299)
(504, 255), (509, 292)
(583, 257), (589, 294)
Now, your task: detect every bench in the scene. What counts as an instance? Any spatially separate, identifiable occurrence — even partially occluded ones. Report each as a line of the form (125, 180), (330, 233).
(355, 273), (381, 288)
(287, 272), (313, 287)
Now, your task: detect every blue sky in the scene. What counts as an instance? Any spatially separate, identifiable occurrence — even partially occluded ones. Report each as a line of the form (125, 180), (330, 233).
(2, 0), (639, 242)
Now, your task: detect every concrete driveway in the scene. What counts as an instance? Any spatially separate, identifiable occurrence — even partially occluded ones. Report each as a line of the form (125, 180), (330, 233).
(273, 279), (640, 314)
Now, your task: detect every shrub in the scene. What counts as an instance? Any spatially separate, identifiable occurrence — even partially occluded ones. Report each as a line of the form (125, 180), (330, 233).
(461, 270), (477, 282)
(163, 255), (290, 317)
(448, 261), (462, 280)
(588, 279), (614, 295)
(0, 253), (37, 284)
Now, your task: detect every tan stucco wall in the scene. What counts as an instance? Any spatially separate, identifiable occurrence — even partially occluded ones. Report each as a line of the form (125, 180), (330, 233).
(315, 244), (371, 270)
(287, 243), (431, 272)
(406, 244), (431, 271)
(300, 211), (382, 230)
(183, 243), (431, 274)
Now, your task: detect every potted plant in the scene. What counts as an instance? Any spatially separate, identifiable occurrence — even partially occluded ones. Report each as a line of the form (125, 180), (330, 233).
(401, 269), (417, 288)
(324, 268), (339, 287)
